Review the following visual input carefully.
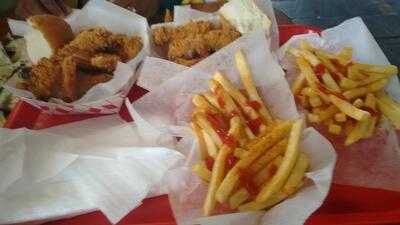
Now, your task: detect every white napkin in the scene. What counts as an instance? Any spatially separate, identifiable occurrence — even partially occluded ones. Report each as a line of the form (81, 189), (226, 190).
(278, 17), (400, 191)
(128, 29), (337, 225)
(0, 115), (184, 224)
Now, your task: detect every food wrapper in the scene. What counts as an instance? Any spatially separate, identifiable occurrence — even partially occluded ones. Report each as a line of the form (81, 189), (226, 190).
(128, 30), (337, 225)
(278, 17), (400, 191)
(0, 115), (184, 225)
(5, 0), (150, 115)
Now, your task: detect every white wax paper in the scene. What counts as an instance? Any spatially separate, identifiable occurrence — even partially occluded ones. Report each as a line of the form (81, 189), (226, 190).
(278, 17), (400, 191)
(0, 115), (184, 224)
(128, 30), (337, 225)
(5, 0), (150, 114)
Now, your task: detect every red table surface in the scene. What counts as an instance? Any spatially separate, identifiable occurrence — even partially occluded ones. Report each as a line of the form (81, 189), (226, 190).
(5, 25), (400, 225)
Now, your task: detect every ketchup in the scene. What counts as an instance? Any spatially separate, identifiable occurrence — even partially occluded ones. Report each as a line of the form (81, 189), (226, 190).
(226, 154), (238, 170)
(223, 135), (237, 149)
(330, 71), (341, 82)
(239, 170), (258, 195)
(268, 164), (278, 177)
(247, 117), (263, 135)
(317, 83), (347, 100)
(205, 156), (214, 170)
(205, 110), (229, 139)
(313, 63), (326, 77)
(247, 100), (262, 111)
(217, 96), (226, 109)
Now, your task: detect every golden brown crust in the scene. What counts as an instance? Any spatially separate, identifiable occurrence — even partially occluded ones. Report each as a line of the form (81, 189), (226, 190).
(24, 26), (143, 103)
(152, 20), (240, 66)
(27, 14), (74, 52)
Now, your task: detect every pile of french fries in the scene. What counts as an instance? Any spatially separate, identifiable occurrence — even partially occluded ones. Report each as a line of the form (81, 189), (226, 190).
(191, 49), (309, 216)
(290, 41), (400, 145)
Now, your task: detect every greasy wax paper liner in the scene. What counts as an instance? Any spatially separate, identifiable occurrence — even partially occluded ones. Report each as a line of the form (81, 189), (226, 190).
(278, 17), (400, 192)
(128, 29), (337, 225)
(5, 0), (150, 115)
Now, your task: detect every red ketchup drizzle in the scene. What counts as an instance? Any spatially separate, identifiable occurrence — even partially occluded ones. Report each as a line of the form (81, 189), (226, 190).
(359, 106), (380, 117)
(223, 135), (237, 149)
(205, 111), (237, 149)
(239, 170), (258, 196)
(330, 71), (341, 82)
(226, 154), (238, 170)
(268, 164), (278, 177)
(313, 63), (326, 77)
(217, 96), (226, 109)
(247, 117), (263, 135)
(317, 83), (347, 100)
(205, 156), (214, 170)
(247, 100), (262, 111)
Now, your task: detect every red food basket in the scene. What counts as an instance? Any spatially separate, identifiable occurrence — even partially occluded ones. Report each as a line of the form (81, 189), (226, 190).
(5, 25), (400, 225)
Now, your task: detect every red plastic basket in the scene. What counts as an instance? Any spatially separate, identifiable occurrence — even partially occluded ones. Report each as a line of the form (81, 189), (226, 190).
(5, 25), (400, 225)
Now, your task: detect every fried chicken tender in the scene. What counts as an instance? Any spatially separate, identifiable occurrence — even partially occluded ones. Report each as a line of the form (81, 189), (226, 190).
(24, 27), (142, 102)
(29, 58), (62, 100)
(77, 73), (112, 98)
(152, 19), (241, 66)
(91, 53), (120, 73)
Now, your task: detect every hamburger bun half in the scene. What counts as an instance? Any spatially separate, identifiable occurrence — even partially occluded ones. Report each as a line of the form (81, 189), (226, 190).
(25, 14), (74, 64)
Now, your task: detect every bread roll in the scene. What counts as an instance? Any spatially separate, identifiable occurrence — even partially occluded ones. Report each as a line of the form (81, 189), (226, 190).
(25, 14), (74, 64)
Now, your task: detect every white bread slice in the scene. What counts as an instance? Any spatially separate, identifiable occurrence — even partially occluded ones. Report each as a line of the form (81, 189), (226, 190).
(25, 15), (74, 64)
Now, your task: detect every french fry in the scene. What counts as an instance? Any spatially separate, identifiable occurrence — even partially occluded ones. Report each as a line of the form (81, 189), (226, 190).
(301, 87), (317, 97)
(376, 93), (400, 129)
(202, 129), (218, 157)
(321, 73), (341, 92)
(249, 138), (288, 174)
(213, 72), (267, 133)
(337, 47), (353, 65)
(344, 120), (354, 136)
(351, 63), (398, 75)
(299, 49), (320, 66)
(339, 77), (359, 89)
(229, 188), (250, 209)
(240, 153), (309, 211)
(281, 153), (309, 195)
(195, 113), (223, 147)
(207, 80), (256, 139)
(328, 123), (342, 135)
(256, 119), (303, 203)
(296, 94), (309, 109)
(234, 148), (248, 159)
(345, 118), (370, 145)
(235, 50), (273, 123)
(353, 98), (364, 108)
(343, 79), (389, 99)
(193, 94), (218, 112)
(204, 145), (231, 216)
(309, 96), (322, 107)
(318, 105), (339, 121)
(334, 113), (347, 122)
(292, 72), (306, 95)
(191, 122), (208, 159)
(364, 93), (376, 110)
(254, 156), (283, 187)
(307, 113), (321, 123)
(329, 94), (370, 121)
(192, 162), (211, 182)
(216, 121), (293, 203)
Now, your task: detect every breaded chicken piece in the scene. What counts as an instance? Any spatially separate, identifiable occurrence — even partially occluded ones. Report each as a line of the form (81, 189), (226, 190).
(25, 27), (142, 102)
(152, 19), (240, 66)
(29, 58), (62, 100)
(91, 53), (120, 73)
(168, 35), (211, 60)
(77, 73), (112, 97)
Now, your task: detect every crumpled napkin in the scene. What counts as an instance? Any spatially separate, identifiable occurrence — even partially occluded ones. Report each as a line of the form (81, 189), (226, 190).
(0, 115), (184, 224)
